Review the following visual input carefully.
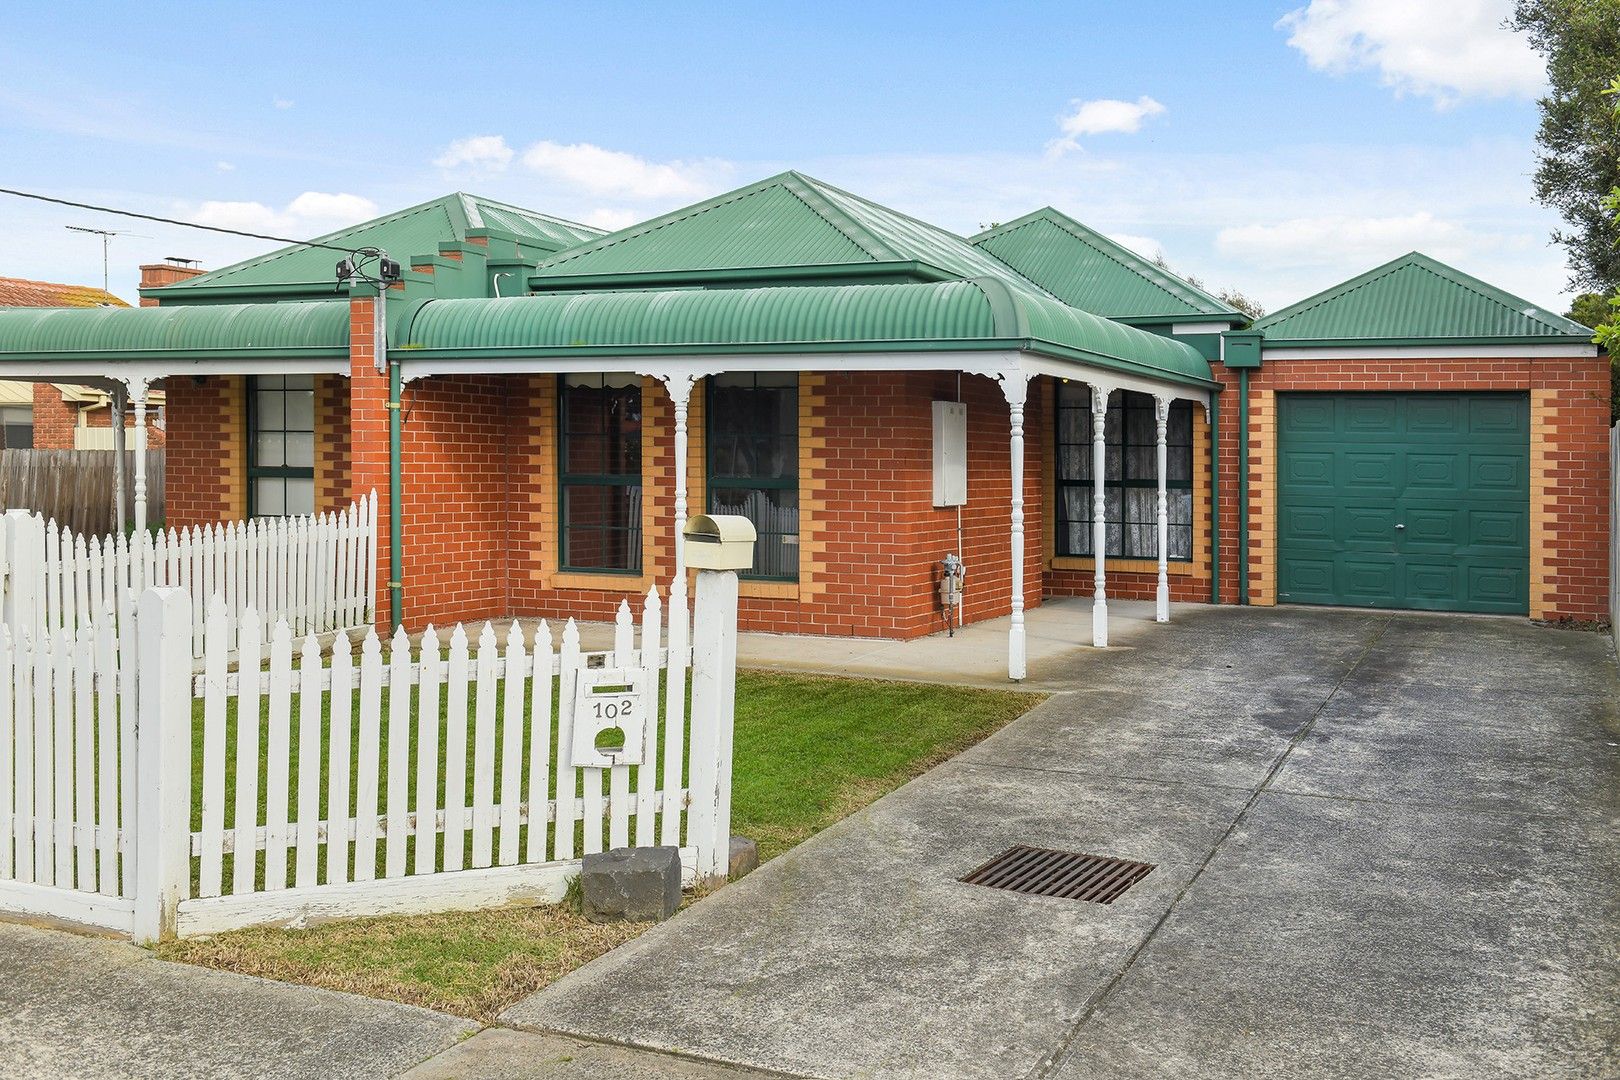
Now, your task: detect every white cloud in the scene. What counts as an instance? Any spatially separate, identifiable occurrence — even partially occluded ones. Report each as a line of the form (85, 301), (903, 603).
(192, 191), (379, 236)
(1047, 96), (1166, 155)
(1277, 0), (1543, 107)
(434, 134), (514, 173)
(583, 207), (641, 232)
(215, 161), (234, 172)
(1106, 232), (1164, 261)
(519, 140), (727, 200)
(273, 97), (294, 110)
(1216, 211), (1490, 267)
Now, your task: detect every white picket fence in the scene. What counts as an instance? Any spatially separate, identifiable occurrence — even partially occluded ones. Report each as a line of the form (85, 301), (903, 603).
(0, 492), (378, 658)
(0, 567), (736, 941)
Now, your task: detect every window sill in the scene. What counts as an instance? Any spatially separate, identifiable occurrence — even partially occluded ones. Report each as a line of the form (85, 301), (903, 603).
(550, 571), (653, 593)
(1050, 556), (1198, 576)
(739, 579), (799, 600)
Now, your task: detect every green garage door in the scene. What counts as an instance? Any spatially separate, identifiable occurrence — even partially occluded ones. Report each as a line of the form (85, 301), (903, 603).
(1277, 392), (1529, 614)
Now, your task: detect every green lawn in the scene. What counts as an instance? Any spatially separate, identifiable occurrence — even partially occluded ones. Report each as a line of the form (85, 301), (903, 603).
(157, 670), (1042, 1019)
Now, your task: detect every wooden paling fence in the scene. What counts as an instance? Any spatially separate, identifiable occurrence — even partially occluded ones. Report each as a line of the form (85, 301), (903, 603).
(0, 567), (737, 941)
(0, 449), (165, 537)
(1, 492), (378, 658)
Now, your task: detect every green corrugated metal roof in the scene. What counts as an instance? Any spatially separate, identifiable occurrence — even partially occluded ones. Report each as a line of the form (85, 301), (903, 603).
(1252, 252), (1594, 346)
(0, 301), (349, 361)
(528, 171), (1054, 295)
(400, 277), (1213, 385)
(149, 194), (601, 299)
(970, 208), (1241, 322)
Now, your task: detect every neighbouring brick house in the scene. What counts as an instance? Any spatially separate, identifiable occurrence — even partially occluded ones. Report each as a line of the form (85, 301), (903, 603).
(0, 177), (1604, 680)
(0, 274), (167, 449)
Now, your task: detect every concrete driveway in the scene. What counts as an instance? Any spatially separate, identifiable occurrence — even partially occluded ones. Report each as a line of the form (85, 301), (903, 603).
(506, 607), (1620, 1079)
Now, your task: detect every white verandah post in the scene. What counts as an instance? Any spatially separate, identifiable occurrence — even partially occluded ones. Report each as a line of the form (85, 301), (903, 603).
(1000, 373), (1031, 681)
(1155, 394), (1171, 623)
(125, 378), (151, 538)
(110, 382), (128, 535)
(1091, 384), (1112, 648)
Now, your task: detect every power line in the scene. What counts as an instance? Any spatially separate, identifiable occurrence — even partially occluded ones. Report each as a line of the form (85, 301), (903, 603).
(0, 186), (367, 255)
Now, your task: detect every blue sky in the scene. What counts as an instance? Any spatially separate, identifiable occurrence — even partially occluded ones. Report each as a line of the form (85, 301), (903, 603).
(0, 1), (1570, 315)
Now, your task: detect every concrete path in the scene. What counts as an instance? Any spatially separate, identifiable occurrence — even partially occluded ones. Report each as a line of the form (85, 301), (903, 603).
(557, 595), (1166, 691)
(505, 607), (1620, 1079)
(0, 919), (475, 1079)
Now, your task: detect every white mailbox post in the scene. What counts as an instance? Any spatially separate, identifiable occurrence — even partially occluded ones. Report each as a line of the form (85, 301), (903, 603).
(683, 514), (754, 880)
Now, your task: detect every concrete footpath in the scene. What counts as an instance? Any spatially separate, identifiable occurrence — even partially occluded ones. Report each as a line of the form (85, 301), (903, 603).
(0, 919), (474, 1079)
(505, 607), (1620, 1079)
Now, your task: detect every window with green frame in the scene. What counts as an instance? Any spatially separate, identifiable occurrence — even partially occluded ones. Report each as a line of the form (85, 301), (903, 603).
(1055, 385), (1193, 560)
(560, 373), (642, 573)
(248, 375), (315, 517)
(707, 372), (798, 580)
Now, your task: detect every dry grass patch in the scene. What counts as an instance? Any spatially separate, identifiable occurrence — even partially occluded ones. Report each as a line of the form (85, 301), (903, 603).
(156, 904), (642, 1022)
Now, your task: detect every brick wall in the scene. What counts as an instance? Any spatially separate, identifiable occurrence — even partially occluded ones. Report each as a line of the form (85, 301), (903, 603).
(371, 367), (1040, 640)
(164, 375), (245, 526)
(1217, 354), (1611, 622)
(30, 384), (76, 448)
(314, 374), (351, 513)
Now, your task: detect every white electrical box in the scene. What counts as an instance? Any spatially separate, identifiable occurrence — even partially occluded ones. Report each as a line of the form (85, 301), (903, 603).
(932, 400), (967, 507)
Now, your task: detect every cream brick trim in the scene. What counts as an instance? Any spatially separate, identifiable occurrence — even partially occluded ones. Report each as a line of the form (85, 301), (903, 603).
(223, 376), (247, 521)
(1249, 388), (1277, 606)
(1529, 389), (1553, 619)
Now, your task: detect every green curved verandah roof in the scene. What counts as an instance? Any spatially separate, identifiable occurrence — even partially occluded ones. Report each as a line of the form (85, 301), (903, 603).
(0, 301), (350, 361)
(400, 278), (1214, 386)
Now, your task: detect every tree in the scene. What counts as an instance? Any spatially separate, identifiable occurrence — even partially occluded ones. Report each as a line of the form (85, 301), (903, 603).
(1568, 291), (1612, 328)
(1150, 254), (1266, 320)
(1511, 0), (1620, 294)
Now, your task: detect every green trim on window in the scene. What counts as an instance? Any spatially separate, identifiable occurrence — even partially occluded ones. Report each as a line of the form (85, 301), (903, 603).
(246, 374), (315, 518)
(706, 373), (799, 582)
(558, 374), (644, 574)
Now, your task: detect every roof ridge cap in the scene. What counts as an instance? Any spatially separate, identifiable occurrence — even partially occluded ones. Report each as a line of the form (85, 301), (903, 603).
(775, 175), (900, 262)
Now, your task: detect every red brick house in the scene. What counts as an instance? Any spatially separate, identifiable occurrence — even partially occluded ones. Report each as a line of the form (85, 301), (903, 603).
(0, 177), (1604, 679)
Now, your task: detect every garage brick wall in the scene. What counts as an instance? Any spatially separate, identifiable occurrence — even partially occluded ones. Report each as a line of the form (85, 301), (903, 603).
(1219, 354), (1610, 623)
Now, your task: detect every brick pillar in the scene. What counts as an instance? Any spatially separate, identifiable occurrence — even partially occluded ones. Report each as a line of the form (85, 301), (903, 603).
(348, 296), (392, 631)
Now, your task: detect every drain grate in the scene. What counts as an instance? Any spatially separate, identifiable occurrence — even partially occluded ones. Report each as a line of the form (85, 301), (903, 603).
(960, 845), (1154, 905)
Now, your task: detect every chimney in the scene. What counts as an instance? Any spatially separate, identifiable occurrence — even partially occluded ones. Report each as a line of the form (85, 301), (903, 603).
(139, 257), (205, 306)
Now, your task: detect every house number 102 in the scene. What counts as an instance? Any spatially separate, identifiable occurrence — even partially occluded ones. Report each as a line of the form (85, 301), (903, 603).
(594, 697), (634, 721)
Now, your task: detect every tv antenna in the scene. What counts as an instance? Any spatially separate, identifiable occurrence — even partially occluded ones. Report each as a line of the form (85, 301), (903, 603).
(65, 225), (151, 293)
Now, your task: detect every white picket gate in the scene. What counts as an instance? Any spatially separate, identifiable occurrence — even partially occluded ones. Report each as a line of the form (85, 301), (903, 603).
(0, 491), (378, 658)
(0, 567), (738, 941)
